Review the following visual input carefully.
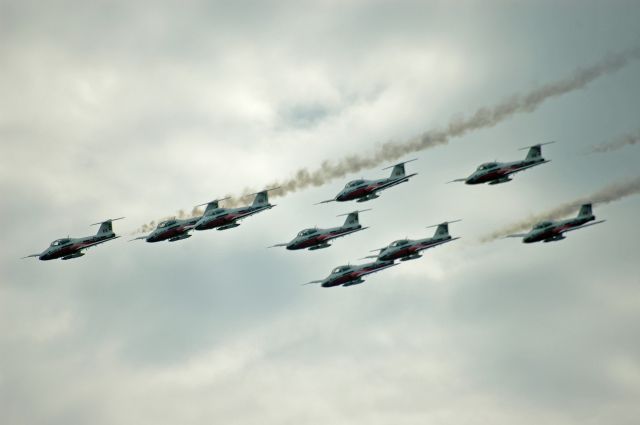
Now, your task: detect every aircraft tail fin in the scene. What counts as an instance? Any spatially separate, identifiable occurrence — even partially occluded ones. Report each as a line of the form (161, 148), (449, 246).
(520, 141), (555, 161)
(92, 217), (124, 236)
(426, 219), (461, 239)
(250, 187), (280, 207)
(338, 209), (371, 227)
(197, 197), (230, 215)
(382, 158), (417, 179)
(578, 203), (593, 218)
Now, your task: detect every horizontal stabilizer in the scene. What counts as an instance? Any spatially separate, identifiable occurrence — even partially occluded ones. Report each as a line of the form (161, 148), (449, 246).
(337, 208), (372, 217)
(518, 141), (556, 150)
(91, 217), (125, 226)
(195, 196), (231, 207)
(426, 219), (462, 228)
(381, 158), (418, 170)
(245, 186), (281, 197)
(196, 197), (231, 213)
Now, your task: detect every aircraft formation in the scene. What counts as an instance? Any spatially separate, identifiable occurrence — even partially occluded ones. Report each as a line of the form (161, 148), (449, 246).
(23, 143), (606, 287)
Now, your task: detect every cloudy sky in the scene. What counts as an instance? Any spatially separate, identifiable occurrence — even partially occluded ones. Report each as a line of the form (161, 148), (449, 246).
(1, 1), (640, 424)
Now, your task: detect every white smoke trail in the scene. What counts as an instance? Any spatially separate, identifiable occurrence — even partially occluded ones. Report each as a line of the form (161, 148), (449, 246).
(480, 175), (640, 242)
(135, 48), (640, 234)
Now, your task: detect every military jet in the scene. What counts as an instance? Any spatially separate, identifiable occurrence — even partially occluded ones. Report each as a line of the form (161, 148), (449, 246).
(269, 209), (370, 251)
(363, 220), (460, 262)
(304, 260), (397, 288)
(317, 159), (417, 203)
(449, 142), (554, 185)
(23, 217), (124, 260)
(194, 188), (278, 231)
(505, 203), (604, 243)
(130, 216), (200, 243)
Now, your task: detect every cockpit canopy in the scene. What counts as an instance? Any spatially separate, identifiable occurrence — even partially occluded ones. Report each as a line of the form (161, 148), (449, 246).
(390, 239), (410, 247)
(297, 228), (318, 237)
(476, 162), (498, 171)
(533, 221), (554, 230)
(158, 219), (177, 228)
(332, 265), (351, 274)
(51, 238), (71, 246)
(345, 179), (366, 189)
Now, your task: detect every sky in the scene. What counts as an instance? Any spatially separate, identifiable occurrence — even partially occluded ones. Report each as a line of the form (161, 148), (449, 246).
(1, 1), (640, 424)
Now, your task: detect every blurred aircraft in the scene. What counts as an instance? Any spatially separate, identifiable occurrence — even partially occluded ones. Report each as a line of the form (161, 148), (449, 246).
(304, 260), (397, 288)
(318, 159), (417, 203)
(505, 203), (604, 243)
(449, 142), (554, 185)
(270, 209), (370, 250)
(131, 217), (199, 243)
(194, 188), (277, 231)
(364, 220), (460, 262)
(23, 218), (124, 260)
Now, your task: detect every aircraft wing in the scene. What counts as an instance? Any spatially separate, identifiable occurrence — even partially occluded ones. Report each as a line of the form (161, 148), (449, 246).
(562, 220), (606, 233)
(355, 262), (398, 277)
(315, 198), (336, 205)
(79, 236), (120, 250)
(322, 226), (368, 242)
(228, 205), (274, 222)
(415, 236), (460, 252)
(374, 173), (418, 192)
(506, 160), (550, 175)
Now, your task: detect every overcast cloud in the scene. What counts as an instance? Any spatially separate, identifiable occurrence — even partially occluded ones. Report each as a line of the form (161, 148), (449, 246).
(1, 1), (640, 424)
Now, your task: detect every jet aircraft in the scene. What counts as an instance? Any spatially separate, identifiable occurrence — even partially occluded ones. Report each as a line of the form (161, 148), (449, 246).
(449, 142), (554, 185)
(505, 203), (604, 243)
(364, 220), (460, 262)
(304, 260), (397, 288)
(318, 159), (417, 203)
(270, 209), (370, 251)
(131, 216), (200, 243)
(194, 188), (278, 231)
(23, 217), (124, 260)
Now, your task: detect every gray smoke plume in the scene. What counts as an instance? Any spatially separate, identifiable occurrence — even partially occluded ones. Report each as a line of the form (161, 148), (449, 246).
(590, 129), (640, 153)
(480, 174), (640, 242)
(135, 48), (639, 234)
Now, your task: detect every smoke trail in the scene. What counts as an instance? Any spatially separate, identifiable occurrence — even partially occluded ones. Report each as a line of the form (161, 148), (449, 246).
(590, 129), (640, 153)
(479, 175), (640, 242)
(258, 47), (640, 200)
(134, 47), (639, 234)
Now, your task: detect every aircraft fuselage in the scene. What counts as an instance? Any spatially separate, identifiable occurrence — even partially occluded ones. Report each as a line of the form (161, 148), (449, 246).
(523, 216), (594, 243)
